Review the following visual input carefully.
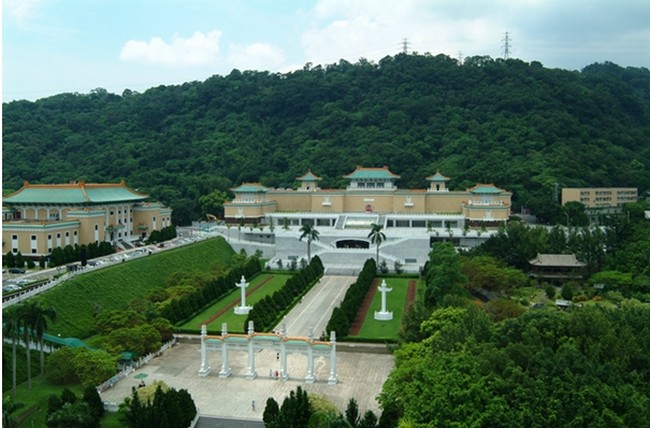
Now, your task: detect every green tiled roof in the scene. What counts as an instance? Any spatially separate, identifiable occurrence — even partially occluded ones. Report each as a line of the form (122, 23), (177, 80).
(231, 183), (268, 193)
(426, 171), (450, 181)
(468, 184), (504, 194)
(296, 170), (321, 181)
(3, 181), (148, 204)
(343, 166), (400, 180)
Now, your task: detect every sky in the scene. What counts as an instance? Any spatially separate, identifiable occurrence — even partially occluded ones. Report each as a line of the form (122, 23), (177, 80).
(2, 0), (650, 102)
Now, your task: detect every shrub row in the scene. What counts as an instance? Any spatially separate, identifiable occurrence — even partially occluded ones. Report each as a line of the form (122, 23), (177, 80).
(245, 256), (324, 332)
(325, 258), (376, 338)
(160, 256), (262, 324)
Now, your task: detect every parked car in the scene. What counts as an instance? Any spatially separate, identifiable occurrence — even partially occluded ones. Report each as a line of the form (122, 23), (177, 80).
(8, 267), (26, 274)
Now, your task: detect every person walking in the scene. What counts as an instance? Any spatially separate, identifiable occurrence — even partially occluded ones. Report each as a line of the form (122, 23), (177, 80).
(251, 400), (256, 411)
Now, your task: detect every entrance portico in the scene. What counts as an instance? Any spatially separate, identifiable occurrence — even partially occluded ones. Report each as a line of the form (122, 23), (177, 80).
(199, 322), (338, 385)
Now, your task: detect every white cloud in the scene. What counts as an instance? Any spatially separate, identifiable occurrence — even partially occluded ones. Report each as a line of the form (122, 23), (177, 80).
(301, 0), (506, 66)
(4, 0), (43, 24)
(119, 30), (222, 67)
(227, 43), (286, 71)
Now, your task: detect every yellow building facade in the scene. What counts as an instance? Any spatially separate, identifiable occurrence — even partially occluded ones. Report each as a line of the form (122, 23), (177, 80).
(224, 166), (511, 227)
(561, 187), (638, 209)
(3, 181), (172, 258)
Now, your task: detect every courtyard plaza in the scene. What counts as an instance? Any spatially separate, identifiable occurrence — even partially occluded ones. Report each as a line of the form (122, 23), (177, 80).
(100, 276), (395, 421)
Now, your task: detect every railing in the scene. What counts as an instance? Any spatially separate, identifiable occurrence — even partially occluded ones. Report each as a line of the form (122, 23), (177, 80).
(97, 338), (177, 394)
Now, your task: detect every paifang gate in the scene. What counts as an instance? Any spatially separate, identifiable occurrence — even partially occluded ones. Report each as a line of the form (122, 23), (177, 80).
(198, 321), (338, 385)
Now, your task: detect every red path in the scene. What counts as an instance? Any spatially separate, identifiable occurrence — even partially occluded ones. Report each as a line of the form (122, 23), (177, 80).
(349, 279), (380, 335)
(201, 275), (274, 326)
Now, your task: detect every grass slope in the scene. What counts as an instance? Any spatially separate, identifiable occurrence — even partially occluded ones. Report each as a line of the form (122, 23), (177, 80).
(38, 237), (234, 338)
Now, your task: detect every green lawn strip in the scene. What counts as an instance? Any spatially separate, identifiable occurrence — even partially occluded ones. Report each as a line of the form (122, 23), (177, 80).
(37, 238), (234, 338)
(4, 378), (83, 427)
(179, 274), (291, 333)
(353, 278), (420, 340)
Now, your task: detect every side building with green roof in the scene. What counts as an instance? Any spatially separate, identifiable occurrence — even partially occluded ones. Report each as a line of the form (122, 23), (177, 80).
(2, 180), (172, 258)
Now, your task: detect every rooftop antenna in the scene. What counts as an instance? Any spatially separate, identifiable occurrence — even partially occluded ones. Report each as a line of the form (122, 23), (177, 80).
(401, 38), (410, 54)
(502, 31), (512, 59)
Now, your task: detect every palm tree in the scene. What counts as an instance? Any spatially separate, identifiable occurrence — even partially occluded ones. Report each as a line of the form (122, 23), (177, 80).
(368, 223), (386, 267)
(2, 306), (22, 396)
(16, 302), (36, 389)
(30, 301), (57, 377)
(299, 223), (320, 262)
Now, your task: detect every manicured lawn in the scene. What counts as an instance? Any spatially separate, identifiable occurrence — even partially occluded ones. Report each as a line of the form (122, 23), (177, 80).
(37, 237), (234, 339)
(353, 278), (421, 340)
(178, 273), (291, 333)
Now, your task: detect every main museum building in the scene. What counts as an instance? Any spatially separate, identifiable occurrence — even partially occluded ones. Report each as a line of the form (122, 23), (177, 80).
(2, 181), (172, 258)
(222, 166), (512, 273)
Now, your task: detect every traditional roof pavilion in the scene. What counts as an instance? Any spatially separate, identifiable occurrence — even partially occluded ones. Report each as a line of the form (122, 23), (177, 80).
(296, 170), (321, 192)
(343, 166), (400, 191)
(529, 254), (588, 282)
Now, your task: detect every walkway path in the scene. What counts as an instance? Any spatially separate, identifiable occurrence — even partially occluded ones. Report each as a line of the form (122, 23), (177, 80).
(276, 275), (355, 337)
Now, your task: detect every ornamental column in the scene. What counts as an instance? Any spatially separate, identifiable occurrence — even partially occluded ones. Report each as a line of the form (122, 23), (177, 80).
(198, 325), (211, 377)
(328, 331), (338, 385)
(374, 279), (394, 320)
(234, 276), (252, 315)
(246, 321), (257, 379)
(219, 323), (231, 378)
(305, 327), (315, 383)
(280, 323), (288, 380)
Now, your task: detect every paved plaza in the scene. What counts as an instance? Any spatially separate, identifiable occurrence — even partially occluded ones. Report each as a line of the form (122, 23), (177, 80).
(100, 276), (395, 421)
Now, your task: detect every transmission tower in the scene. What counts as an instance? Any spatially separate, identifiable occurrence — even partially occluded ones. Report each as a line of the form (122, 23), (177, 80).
(457, 51), (464, 65)
(502, 31), (512, 59)
(401, 38), (410, 54)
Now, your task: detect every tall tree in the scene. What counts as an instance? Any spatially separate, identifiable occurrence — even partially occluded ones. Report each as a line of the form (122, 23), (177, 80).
(30, 302), (58, 377)
(17, 302), (36, 389)
(299, 223), (320, 262)
(367, 223), (386, 267)
(2, 306), (22, 396)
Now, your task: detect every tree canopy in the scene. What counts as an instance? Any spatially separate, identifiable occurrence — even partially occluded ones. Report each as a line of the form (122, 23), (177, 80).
(3, 55), (649, 224)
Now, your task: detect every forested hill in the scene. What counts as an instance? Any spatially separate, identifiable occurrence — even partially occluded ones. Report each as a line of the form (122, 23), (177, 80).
(3, 54), (650, 224)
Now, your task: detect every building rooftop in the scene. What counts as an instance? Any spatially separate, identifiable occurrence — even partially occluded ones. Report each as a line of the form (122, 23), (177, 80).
(3, 181), (148, 204)
(231, 183), (269, 193)
(343, 166), (400, 180)
(296, 170), (322, 181)
(529, 254), (587, 267)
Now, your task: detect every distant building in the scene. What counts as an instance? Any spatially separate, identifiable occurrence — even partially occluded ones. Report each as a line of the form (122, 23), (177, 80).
(2, 181), (172, 258)
(562, 187), (637, 221)
(529, 254), (587, 283)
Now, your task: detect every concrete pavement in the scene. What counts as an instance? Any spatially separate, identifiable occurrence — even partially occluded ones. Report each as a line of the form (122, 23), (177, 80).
(100, 275), (395, 420)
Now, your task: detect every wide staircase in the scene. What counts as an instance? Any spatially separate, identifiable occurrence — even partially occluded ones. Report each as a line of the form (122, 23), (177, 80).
(195, 415), (263, 428)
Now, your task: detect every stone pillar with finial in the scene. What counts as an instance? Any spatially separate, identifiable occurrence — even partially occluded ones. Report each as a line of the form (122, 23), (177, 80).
(198, 324), (212, 377)
(328, 331), (338, 385)
(245, 320), (257, 379)
(219, 322), (231, 378)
